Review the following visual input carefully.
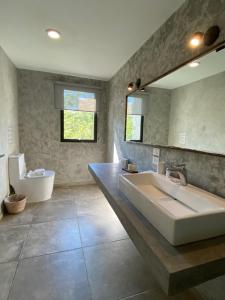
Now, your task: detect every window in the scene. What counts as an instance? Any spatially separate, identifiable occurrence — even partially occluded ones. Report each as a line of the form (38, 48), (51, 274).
(56, 86), (98, 142)
(61, 110), (97, 142)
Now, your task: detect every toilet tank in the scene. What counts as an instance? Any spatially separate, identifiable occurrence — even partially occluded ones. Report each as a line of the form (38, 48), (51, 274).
(9, 153), (26, 184)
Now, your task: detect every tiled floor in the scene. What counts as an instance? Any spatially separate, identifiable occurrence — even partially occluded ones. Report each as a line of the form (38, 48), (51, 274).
(0, 184), (225, 300)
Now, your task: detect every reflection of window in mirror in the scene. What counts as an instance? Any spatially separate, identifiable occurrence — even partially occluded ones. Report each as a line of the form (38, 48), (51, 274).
(125, 95), (144, 142)
(126, 114), (144, 142)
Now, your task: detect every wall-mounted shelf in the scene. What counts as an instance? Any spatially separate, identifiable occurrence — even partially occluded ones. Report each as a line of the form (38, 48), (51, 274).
(89, 163), (225, 296)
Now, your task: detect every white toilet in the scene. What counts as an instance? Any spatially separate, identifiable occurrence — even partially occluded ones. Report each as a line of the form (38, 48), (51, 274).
(9, 153), (55, 202)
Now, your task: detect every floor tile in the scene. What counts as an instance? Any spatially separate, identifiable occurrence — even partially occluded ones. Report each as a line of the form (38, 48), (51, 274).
(51, 187), (74, 201)
(32, 199), (76, 223)
(0, 225), (29, 263)
(120, 291), (151, 300)
(8, 250), (91, 300)
(75, 193), (114, 217)
(121, 288), (204, 300)
(1, 203), (38, 226)
(0, 262), (18, 300)
(78, 213), (128, 247)
(83, 239), (151, 300)
(21, 219), (81, 258)
(196, 274), (225, 300)
(70, 184), (104, 201)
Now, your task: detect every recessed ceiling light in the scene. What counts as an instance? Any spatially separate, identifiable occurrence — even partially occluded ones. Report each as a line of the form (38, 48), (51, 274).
(189, 61), (200, 68)
(46, 29), (61, 39)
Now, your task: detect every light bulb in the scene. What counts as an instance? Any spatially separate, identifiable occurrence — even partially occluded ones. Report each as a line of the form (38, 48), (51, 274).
(46, 29), (61, 39)
(189, 61), (200, 68)
(128, 82), (134, 91)
(189, 32), (203, 48)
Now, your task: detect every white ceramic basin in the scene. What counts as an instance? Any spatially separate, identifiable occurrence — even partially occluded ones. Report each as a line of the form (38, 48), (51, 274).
(119, 171), (225, 245)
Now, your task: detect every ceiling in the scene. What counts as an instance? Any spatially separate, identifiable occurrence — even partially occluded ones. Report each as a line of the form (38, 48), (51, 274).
(150, 47), (225, 89)
(0, 0), (183, 80)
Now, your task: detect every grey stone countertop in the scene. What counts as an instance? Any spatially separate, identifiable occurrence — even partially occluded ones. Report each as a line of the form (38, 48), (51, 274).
(88, 162), (225, 296)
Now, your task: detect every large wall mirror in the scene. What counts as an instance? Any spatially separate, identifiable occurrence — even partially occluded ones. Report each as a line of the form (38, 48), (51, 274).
(125, 46), (225, 155)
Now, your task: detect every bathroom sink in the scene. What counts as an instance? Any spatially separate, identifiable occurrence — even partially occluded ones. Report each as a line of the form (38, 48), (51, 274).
(119, 171), (225, 245)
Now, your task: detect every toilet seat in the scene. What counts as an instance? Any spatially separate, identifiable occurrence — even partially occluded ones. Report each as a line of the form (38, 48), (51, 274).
(24, 170), (55, 179)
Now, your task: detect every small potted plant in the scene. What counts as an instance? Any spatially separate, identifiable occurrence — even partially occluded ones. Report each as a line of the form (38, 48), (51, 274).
(4, 194), (27, 214)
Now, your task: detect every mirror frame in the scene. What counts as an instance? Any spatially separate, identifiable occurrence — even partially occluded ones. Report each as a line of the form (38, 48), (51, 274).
(124, 40), (225, 157)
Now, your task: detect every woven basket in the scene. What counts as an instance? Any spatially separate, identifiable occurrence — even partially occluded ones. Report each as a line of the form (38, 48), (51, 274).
(4, 194), (26, 214)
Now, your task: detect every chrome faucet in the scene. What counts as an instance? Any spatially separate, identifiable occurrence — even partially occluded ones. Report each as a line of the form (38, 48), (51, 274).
(166, 163), (187, 186)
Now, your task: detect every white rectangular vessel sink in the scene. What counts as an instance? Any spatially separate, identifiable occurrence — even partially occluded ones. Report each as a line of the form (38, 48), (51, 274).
(119, 172), (225, 245)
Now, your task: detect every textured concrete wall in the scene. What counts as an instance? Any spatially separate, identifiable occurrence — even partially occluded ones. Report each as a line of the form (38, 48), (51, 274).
(143, 87), (171, 145)
(0, 46), (19, 216)
(18, 69), (108, 185)
(168, 71), (225, 154)
(107, 0), (225, 198)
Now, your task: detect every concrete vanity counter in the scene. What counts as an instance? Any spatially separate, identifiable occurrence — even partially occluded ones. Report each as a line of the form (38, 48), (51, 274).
(89, 162), (225, 296)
